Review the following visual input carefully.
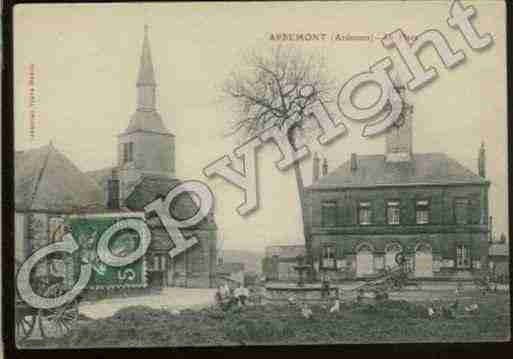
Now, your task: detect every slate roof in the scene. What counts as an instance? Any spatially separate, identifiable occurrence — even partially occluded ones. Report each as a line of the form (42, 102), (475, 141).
(489, 243), (509, 257)
(122, 111), (172, 135)
(217, 262), (245, 274)
(15, 144), (105, 212)
(125, 174), (217, 229)
(307, 153), (488, 190)
(121, 27), (172, 136)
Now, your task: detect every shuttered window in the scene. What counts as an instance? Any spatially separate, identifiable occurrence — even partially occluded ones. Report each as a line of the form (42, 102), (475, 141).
(455, 198), (469, 224)
(123, 142), (134, 163)
(416, 200), (430, 224)
(321, 201), (337, 227)
(322, 245), (335, 268)
(387, 201), (400, 225)
(358, 202), (372, 225)
(107, 179), (120, 209)
(148, 254), (167, 271)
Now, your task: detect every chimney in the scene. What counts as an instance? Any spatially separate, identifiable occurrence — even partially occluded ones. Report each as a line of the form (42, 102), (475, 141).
(322, 158), (328, 176)
(478, 141), (486, 178)
(107, 168), (120, 209)
(313, 152), (320, 182)
(385, 82), (413, 163)
(350, 153), (357, 172)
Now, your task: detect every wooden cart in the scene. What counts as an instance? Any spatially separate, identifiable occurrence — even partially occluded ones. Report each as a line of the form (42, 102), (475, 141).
(15, 255), (80, 343)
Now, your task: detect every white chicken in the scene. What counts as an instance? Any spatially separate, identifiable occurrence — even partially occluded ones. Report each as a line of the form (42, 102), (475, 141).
(329, 299), (340, 313)
(464, 303), (479, 314)
(301, 305), (313, 319)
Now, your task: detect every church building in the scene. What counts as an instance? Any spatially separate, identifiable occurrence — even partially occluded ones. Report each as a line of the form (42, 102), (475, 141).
(15, 27), (218, 289)
(304, 85), (490, 281)
(87, 26), (218, 288)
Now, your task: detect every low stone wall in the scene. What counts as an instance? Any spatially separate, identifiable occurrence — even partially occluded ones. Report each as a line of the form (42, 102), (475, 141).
(263, 284), (339, 304)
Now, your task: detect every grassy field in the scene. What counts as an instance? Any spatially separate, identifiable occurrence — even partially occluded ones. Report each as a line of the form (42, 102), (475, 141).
(24, 291), (510, 347)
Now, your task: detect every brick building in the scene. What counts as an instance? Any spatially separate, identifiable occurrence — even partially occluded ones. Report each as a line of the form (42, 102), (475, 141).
(304, 86), (490, 281)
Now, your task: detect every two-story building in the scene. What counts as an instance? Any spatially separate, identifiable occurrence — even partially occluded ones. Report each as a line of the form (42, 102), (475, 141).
(304, 87), (490, 281)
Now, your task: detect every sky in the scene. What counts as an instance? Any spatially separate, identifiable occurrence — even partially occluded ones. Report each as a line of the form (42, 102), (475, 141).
(14, 1), (508, 252)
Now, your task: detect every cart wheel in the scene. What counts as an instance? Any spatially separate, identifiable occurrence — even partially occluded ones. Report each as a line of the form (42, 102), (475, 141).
(15, 312), (37, 342)
(38, 283), (79, 339)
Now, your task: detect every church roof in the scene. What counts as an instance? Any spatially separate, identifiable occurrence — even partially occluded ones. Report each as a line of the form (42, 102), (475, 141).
(125, 174), (217, 230)
(15, 144), (105, 212)
(307, 153), (488, 190)
(86, 166), (116, 191)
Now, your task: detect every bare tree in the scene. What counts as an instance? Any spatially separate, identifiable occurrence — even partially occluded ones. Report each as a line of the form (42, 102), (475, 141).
(222, 45), (337, 280)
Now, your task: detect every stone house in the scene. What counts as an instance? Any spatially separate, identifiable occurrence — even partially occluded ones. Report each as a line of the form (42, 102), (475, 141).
(304, 86), (490, 281)
(14, 143), (107, 286)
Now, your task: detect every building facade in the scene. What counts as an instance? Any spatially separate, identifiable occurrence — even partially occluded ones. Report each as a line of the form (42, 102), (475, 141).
(304, 86), (490, 281)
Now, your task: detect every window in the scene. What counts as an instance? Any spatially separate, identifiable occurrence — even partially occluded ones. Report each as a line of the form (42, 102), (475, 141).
(456, 245), (471, 268)
(454, 198), (469, 224)
(321, 201), (337, 227)
(387, 201), (400, 225)
(416, 200), (430, 224)
(322, 245), (335, 268)
(358, 201), (372, 225)
(123, 142), (134, 163)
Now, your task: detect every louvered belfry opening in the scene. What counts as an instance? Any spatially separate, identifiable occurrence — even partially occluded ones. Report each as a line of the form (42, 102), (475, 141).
(107, 168), (120, 209)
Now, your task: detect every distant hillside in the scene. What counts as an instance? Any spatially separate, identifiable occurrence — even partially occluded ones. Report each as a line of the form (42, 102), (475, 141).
(221, 250), (264, 274)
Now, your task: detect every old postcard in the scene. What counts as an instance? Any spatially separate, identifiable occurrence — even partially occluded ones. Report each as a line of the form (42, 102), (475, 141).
(8, 0), (509, 349)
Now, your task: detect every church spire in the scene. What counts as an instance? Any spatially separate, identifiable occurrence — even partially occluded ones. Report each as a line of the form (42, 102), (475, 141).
(136, 25), (156, 110)
(137, 25), (156, 86)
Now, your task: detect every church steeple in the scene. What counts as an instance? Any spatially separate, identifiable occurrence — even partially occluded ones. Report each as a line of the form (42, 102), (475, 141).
(122, 26), (169, 134)
(117, 25), (176, 194)
(137, 25), (157, 111)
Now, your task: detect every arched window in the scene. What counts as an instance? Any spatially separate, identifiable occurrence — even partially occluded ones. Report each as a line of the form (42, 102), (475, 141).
(356, 243), (374, 277)
(414, 242), (433, 277)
